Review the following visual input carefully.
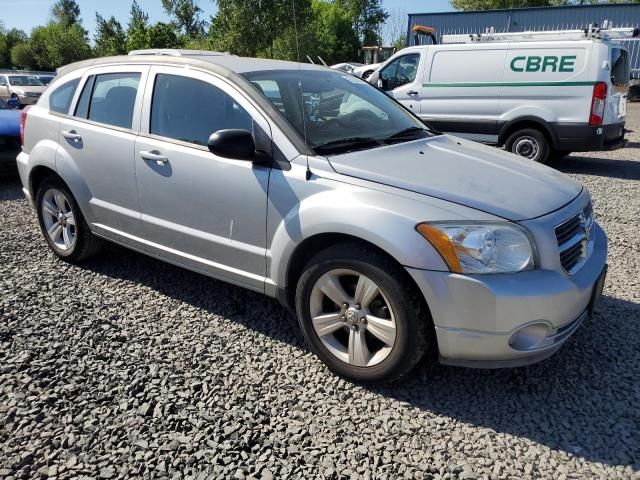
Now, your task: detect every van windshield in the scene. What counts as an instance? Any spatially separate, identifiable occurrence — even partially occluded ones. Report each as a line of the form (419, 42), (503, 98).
(610, 48), (630, 87)
(242, 69), (433, 155)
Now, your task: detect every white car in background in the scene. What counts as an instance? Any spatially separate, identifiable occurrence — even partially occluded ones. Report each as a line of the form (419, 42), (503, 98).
(330, 63), (364, 75)
(352, 63), (381, 79)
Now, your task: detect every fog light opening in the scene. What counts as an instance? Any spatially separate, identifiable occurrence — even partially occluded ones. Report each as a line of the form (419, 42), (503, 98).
(509, 322), (553, 351)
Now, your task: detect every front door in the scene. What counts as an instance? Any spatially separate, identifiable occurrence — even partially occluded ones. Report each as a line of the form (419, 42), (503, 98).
(378, 53), (422, 115)
(135, 67), (272, 291)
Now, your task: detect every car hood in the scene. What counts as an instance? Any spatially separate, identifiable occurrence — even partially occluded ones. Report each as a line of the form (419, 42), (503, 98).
(11, 85), (46, 94)
(327, 134), (582, 221)
(0, 110), (20, 137)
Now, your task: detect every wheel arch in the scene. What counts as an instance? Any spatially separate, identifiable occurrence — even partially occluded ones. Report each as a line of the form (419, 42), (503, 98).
(498, 116), (558, 148)
(278, 232), (435, 321)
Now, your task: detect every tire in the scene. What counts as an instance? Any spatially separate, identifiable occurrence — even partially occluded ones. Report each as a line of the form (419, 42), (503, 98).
(361, 70), (374, 80)
(36, 176), (103, 262)
(295, 242), (434, 383)
(551, 150), (572, 161)
(505, 128), (551, 164)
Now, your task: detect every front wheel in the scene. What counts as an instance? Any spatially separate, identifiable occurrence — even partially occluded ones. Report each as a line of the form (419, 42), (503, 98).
(505, 128), (550, 164)
(295, 242), (434, 383)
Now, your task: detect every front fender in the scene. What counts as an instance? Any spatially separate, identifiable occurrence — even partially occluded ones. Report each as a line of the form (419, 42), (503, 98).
(266, 166), (496, 288)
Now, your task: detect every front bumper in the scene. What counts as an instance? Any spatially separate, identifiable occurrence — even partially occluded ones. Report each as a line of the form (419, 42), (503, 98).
(407, 223), (607, 368)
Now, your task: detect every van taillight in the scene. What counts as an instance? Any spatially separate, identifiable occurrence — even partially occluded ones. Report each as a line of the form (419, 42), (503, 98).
(589, 82), (607, 126)
(19, 106), (30, 146)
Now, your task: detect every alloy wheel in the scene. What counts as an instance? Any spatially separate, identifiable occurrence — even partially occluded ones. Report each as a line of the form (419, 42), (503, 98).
(41, 188), (76, 251)
(309, 268), (397, 367)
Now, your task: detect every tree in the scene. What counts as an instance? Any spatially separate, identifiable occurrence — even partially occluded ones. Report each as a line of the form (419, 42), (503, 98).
(126, 0), (151, 51)
(383, 7), (408, 50)
(337, 0), (388, 46)
(52, 0), (82, 27)
(11, 43), (36, 69)
(311, 0), (360, 63)
(148, 22), (182, 49)
(94, 14), (127, 56)
(29, 22), (91, 70)
(162, 0), (205, 38)
(210, 0), (313, 59)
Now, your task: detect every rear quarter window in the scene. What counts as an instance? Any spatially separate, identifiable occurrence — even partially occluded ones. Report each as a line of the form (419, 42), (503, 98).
(49, 79), (80, 114)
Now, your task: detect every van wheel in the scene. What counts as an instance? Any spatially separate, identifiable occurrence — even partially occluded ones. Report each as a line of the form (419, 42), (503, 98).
(505, 128), (550, 164)
(552, 150), (572, 160)
(36, 176), (104, 262)
(295, 242), (434, 383)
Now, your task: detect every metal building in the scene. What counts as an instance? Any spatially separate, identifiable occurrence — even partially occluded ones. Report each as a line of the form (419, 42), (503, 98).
(407, 3), (640, 78)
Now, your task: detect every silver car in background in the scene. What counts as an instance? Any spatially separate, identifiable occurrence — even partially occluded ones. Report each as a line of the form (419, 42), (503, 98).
(17, 50), (607, 383)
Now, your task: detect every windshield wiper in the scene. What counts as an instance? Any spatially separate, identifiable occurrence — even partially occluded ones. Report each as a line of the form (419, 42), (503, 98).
(314, 137), (384, 155)
(382, 127), (429, 143)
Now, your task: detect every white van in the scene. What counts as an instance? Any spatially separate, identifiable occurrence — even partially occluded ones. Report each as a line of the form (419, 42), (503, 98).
(369, 25), (637, 163)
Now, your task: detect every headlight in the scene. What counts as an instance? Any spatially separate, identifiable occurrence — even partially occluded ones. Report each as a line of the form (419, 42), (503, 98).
(416, 222), (536, 274)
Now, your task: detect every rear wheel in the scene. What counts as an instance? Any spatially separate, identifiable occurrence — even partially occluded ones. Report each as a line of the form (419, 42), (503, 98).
(36, 176), (103, 262)
(295, 242), (434, 383)
(505, 128), (550, 164)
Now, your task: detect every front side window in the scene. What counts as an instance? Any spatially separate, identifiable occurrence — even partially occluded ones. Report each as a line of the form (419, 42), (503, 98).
(150, 74), (252, 146)
(243, 69), (431, 155)
(49, 79), (80, 114)
(86, 73), (140, 129)
(0, 76), (7, 87)
(380, 54), (420, 90)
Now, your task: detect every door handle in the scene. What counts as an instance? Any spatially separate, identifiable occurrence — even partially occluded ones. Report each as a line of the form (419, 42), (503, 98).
(407, 90), (419, 96)
(62, 130), (82, 142)
(140, 150), (169, 165)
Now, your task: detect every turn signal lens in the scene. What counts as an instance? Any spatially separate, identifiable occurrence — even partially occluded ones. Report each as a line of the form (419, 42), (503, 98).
(416, 223), (462, 273)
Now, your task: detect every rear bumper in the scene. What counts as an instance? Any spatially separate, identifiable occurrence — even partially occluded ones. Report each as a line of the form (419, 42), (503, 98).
(553, 121), (626, 152)
(406, 224), (607, 368)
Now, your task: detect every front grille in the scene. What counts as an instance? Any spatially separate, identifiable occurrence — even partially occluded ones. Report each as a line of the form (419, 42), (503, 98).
(555, 202), (593, 274)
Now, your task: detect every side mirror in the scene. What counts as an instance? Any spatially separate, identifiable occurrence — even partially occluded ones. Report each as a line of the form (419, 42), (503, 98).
(7, 97), (20, 109)
(377, 78), (389, 91)
(208, 129), (256, 161)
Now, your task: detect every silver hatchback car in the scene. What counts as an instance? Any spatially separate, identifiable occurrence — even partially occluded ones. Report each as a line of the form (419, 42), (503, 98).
(17, 50), (607, 383)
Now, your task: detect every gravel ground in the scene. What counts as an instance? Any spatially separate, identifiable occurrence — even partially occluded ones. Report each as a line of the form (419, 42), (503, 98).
(1, 106), (639, 480)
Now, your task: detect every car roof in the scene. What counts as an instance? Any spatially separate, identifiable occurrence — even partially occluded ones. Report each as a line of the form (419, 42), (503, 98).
(57, 50), (329, 77)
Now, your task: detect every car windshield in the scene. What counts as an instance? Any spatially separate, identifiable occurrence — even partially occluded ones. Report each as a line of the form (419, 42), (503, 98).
(243, 69), (433, 155)
(8, 75), (44, 86)
(39, 76), (54, 85)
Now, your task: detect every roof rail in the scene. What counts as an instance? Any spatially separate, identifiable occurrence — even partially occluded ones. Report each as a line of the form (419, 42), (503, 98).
(127, 49), (230, 57)
(441, 21), (639, 44)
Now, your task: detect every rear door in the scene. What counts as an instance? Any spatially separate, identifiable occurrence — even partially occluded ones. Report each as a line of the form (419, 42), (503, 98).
(378, 53), (423, 114)
(134, 66), (272, 291)
(605, 45), (629, 125)
(56, 65), (149, 238)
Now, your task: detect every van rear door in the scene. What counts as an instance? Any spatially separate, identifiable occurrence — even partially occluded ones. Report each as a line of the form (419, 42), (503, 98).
(606, 46), (629, 124)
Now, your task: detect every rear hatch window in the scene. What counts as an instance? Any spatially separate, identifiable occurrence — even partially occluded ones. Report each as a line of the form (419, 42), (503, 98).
(610, 47), (630, 87)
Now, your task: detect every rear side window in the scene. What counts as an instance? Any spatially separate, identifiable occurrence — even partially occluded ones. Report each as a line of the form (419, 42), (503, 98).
(49, 79), (80, 114)
(82, 73), (140, 129)
(150, 74), (252, 146)
(611, 48), (629, 87)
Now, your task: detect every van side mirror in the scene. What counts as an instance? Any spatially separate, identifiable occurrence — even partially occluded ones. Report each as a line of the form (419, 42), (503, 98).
(377, 78), (389, 91)
(208, 129), (256, 161)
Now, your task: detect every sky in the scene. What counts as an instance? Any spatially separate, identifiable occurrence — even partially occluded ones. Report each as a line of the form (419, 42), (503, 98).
(0, 0), (454, 41)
